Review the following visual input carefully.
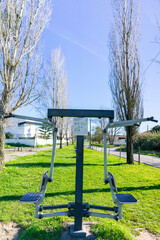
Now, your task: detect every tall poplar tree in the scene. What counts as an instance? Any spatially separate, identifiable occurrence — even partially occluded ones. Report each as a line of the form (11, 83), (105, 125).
(109, 0), (143, 164)
(42, 47), (68, 148)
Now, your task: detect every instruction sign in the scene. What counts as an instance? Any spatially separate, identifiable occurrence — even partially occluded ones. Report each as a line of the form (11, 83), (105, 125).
(73, 118), (88, 136)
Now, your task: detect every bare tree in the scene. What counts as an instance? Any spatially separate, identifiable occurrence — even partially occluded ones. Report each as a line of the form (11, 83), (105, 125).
(0, 0), (52, 170)
(70, 120), (74, 145)
(107, 127), (119, 145)
(107, 112), (120, 146)
(109, 0), (143, 164)
(64, 117), (71, 146)
(99, 118), (108, 131)
(42, 47), (68, 148)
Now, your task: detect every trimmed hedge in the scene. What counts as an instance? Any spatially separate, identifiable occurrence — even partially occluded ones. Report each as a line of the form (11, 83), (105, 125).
(134, 132), (160, 151)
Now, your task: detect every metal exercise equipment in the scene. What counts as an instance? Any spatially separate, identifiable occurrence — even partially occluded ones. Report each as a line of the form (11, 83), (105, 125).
(4, 113), (58, 218)
(47, 109), (116, 237)
(4, 110), (158, 238)
(103, 116), (158, 183)
(108, 171), (137, 219)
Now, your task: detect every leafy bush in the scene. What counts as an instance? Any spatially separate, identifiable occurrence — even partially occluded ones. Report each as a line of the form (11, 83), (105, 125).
(91, 126), (103, 143)
(91, 142), (104, 147)
(134, 132), (160, 151)
(5, 143), (32, 148)
(151, 125), (160, 132)
(91, 142), (116, 148)
(5, 132), (13, 139)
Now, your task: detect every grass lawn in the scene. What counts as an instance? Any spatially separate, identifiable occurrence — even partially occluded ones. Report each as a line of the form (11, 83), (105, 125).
(90, 142), (117, 148)
(0, 146), (160, 239)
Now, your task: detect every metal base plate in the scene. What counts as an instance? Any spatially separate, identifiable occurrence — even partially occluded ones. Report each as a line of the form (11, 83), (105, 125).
(70, 225), (86, 238)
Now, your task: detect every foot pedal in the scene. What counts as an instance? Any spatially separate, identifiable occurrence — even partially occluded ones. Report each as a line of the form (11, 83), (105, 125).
(116, 193), (137, 204)
(20, 192), (42, 203)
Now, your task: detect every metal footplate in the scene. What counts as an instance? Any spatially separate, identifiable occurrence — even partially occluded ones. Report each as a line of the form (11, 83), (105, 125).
(20, 192), (42, 203)
(116, 193), (137, 204)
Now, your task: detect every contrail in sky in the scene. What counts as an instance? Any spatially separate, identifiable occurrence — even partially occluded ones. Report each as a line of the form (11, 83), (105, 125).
(48, 28), (107, 63)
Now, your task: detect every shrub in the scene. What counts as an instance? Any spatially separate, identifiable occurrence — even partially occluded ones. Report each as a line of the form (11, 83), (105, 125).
(5, 143), (32, 148)
(151, 125), (160, 132)
(134, 132), (160, 151)
(5, 132), (13, 139)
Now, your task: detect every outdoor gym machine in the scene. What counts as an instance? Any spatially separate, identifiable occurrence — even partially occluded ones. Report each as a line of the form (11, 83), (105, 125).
(47, 109), (115, 237)
(103, 117), (158, 183)
(4, 112), (58, 212)
(4, 110), (158, 238)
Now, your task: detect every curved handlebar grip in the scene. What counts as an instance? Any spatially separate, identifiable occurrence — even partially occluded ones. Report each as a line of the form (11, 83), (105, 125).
(147, 117), (158, 123)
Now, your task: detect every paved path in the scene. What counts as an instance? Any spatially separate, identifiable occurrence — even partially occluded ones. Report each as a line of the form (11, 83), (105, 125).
(4, 146), (53, 162)
(90, 146), (160, 169)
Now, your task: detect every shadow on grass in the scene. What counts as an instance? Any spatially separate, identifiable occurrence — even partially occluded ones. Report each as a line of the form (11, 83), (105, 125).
(1, 184), (160, 202)
(36, 154), (52, 158)
(0, 188), (109, 201)
(6, 162), (72, 168)
(6, 162), (105, 168)
(107, 163), (127, 166)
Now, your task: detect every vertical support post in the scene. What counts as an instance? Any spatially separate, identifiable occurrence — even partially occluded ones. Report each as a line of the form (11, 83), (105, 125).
(49, 128), (57, 180)
(120, 147), (121, 160)
(103, 129), (108, 183)
(138, 147), (140, 165)
(89, 118), (91, 149)
(74, 135), (84, 231)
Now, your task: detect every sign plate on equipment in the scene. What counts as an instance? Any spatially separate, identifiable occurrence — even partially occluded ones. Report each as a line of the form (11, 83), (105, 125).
(73, 118), (88, 136)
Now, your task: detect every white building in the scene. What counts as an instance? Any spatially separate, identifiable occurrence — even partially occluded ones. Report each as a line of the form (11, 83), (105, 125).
(5, 120), (53, 146)
(113, 135), (126, 145)
(5, 120), (68, 147)
(6, 121), (37, 139)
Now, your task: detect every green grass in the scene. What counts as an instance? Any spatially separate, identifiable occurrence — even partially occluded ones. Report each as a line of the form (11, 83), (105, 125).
(36, 144), (53, 148)
(91, 142), (117, 148)
(0, 146), (160, 239)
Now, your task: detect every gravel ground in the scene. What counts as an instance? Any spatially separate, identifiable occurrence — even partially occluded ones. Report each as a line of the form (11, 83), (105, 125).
(4, 146), (53, 162)
(0, 222), (160, 240)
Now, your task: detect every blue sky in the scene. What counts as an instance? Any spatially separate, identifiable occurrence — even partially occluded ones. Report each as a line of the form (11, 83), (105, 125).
(17, 0), (160, 132)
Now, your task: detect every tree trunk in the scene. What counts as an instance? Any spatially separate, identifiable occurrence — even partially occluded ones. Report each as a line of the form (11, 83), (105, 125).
(0, 101), (6, 171)
(60, 130), (63, 149)
(0, 118), (5, 171)
(126, 126), (134, 164)
(60, 138), (62, 149)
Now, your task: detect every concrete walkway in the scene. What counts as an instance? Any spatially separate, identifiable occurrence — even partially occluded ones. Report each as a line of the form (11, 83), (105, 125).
(90, 146), (160, 169)
(4, 146), (53, 162)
